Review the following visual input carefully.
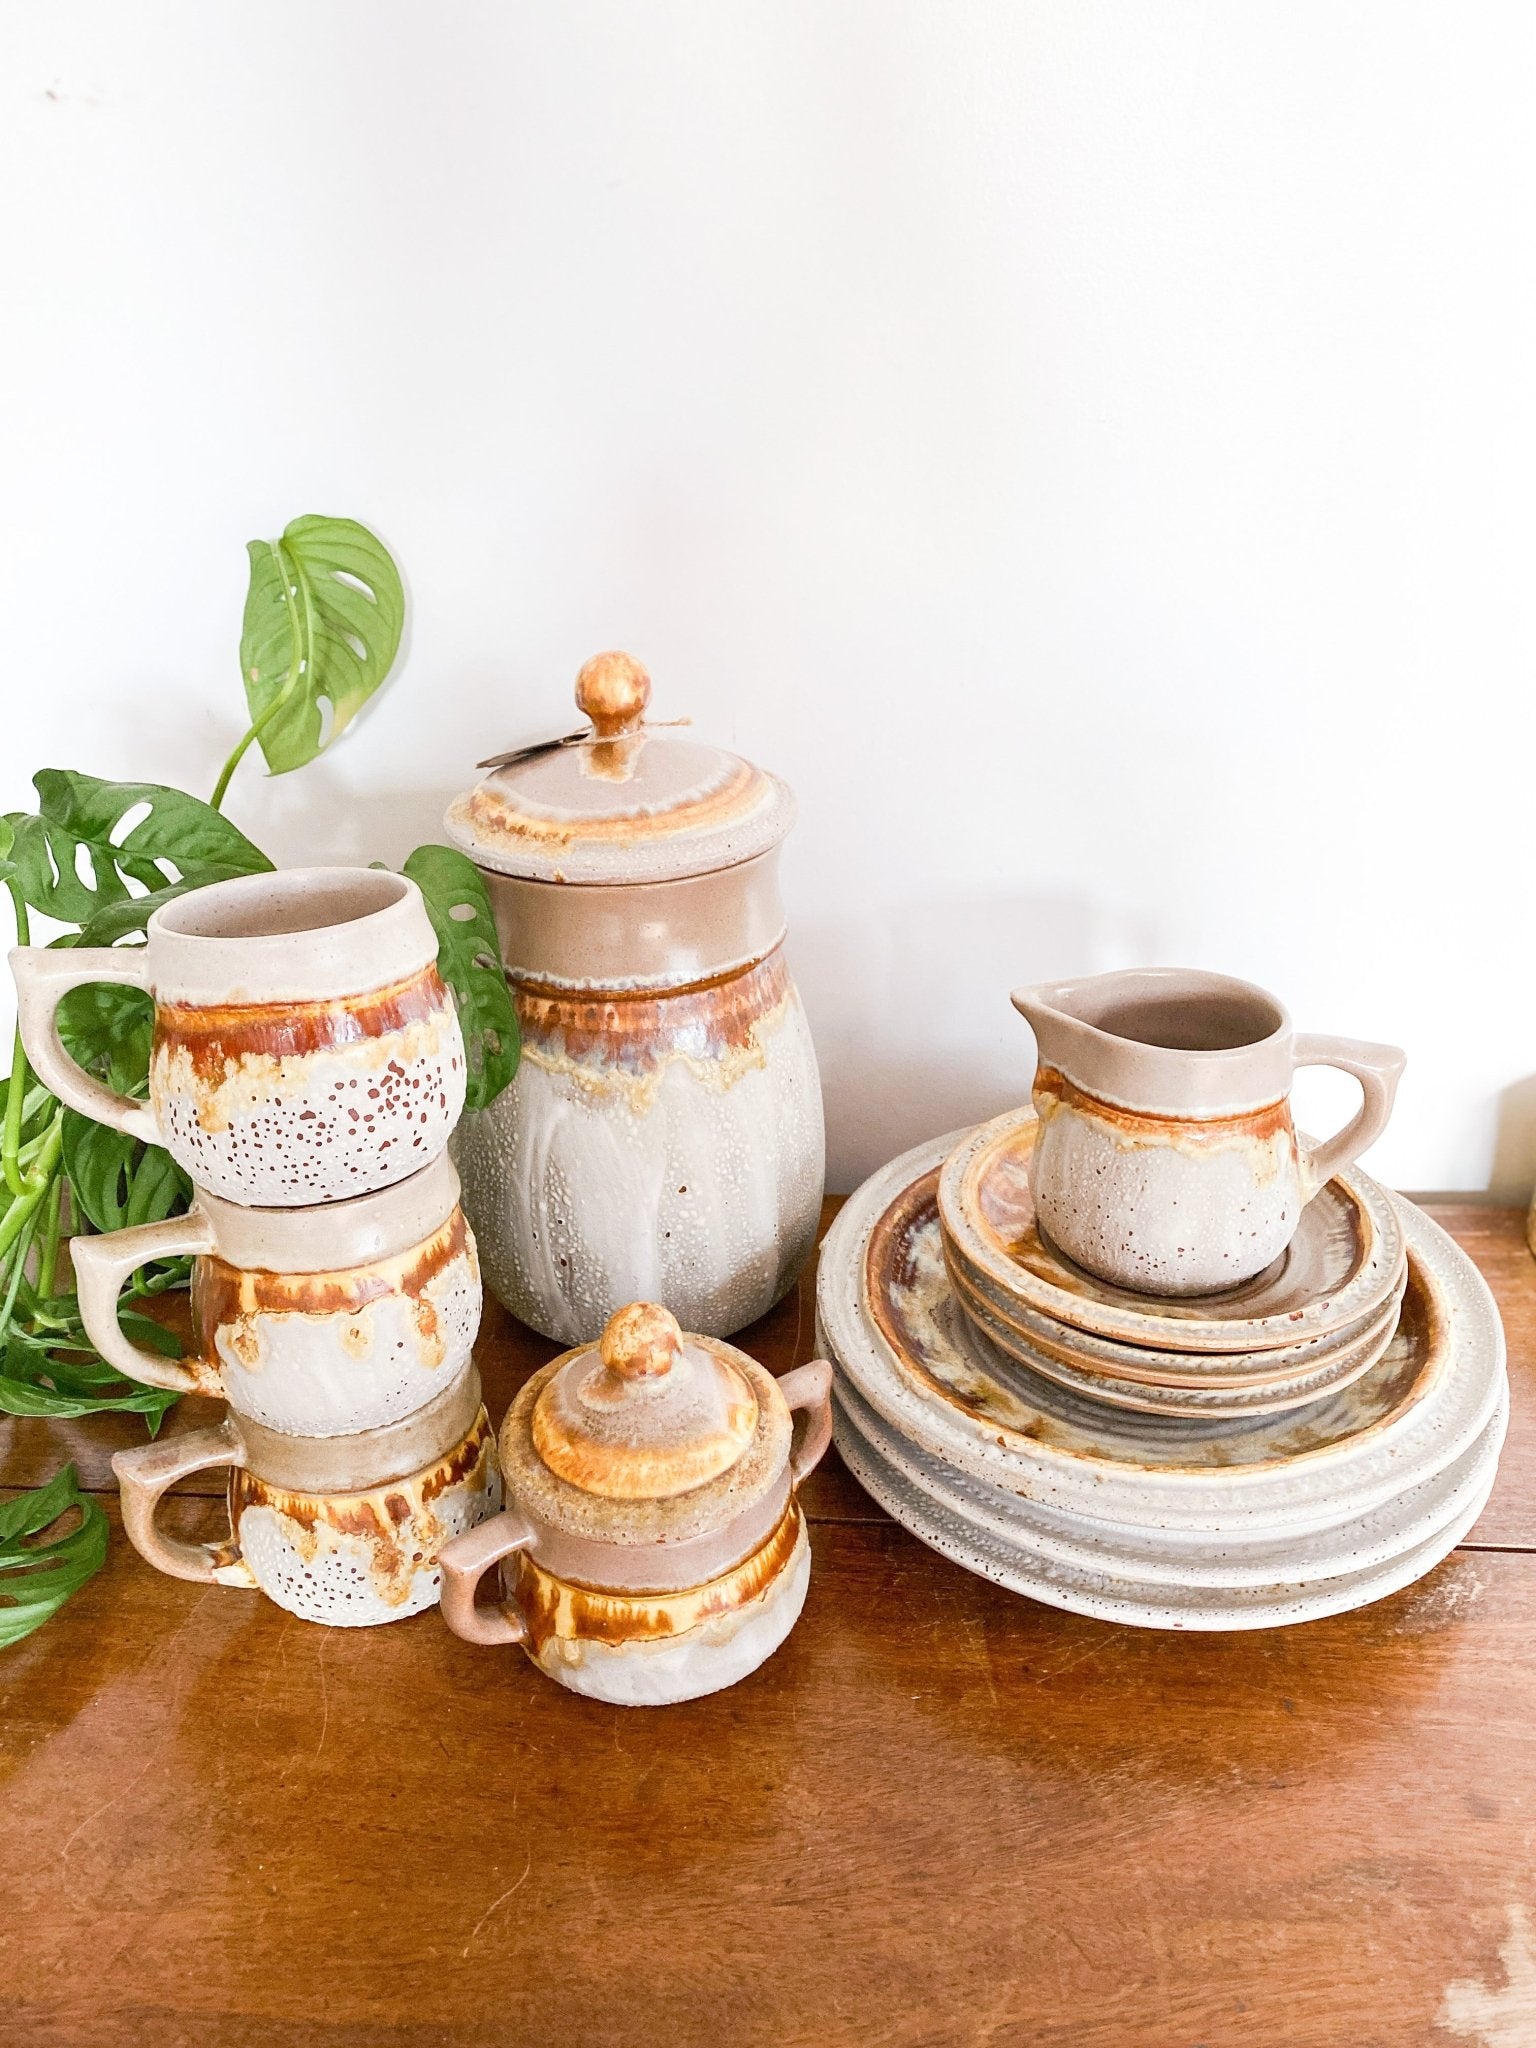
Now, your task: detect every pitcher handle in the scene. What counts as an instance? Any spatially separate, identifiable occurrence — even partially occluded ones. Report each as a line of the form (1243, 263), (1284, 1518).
(72, 1212), (218, 1395)
(777, 1359), (834, 1485)
(111, 1418), (249, 1585)
(9, 946), (158, 1141)
(1292, 1035), (1406, 1196)
(438, 1508), (536, 1647)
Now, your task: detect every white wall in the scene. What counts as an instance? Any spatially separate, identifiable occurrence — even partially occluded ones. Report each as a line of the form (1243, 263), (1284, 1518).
(2, 2), (1533, 1195)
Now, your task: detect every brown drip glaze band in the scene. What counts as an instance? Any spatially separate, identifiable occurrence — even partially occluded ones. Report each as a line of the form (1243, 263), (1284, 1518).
(193, 1208), (471, 1333)
(1033, 1066), (1293, 1143)
(516, 946), (791, 1067)
(506, 1500), (803, 1653)
(153, 964), (453, 1075)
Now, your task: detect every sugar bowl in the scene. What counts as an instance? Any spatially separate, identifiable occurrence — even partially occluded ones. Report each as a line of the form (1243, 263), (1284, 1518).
(438, 1302), (832, 1705)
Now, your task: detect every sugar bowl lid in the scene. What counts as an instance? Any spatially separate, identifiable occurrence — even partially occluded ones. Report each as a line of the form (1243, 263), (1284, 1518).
(500, 1303), (794, 1547)
(445, 651), (796, 885)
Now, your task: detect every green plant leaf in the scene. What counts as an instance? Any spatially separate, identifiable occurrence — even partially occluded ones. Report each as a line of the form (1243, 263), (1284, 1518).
(6, 775), (271, 933)
(56, 980), (155, 1097)
(62, 1112), (191, 1235)
(400, 844), (519, 1113)
(0, 1464), (109, 1649)
(241, 516), (405, 775)
(0, 1331), (180, 1425)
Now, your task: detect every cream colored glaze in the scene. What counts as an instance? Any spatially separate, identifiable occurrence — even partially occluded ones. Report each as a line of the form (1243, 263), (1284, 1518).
(456, 981), (823, 1343)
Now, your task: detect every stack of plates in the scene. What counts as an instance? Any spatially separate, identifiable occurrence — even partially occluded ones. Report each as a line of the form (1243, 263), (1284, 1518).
(817, 1124), (1507, 1630)
(938, 1110), (1409, 1419)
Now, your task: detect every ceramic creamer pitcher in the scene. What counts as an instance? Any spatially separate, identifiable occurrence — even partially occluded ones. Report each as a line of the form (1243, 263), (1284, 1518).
(1011, 969), (1405, 1295)
(445, 651), (825, 1345)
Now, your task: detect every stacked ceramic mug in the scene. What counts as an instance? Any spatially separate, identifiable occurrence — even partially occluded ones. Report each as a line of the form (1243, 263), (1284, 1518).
(10, 867), (502, 1627)
(819, 971), (1509, 1630)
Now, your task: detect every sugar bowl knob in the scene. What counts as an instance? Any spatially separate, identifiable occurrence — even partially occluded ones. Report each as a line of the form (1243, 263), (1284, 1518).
(576, 650), (651, 739)
(599, 1301), (682, 1381)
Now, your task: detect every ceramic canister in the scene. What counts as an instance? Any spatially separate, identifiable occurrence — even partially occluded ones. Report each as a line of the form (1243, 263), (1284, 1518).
(10, 867), (466, 1206)
(444, 651), (825, 1345)
(437, 1302), (832, 1705)
(1011, 970), (1405, 1295)
(71, 1155), (480, 1437)
(111, 1363), (501, 1626)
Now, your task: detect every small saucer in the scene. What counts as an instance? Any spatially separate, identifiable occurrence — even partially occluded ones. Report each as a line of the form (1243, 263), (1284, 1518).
(939, 1109), (1405, 1354)
(948, 1240), (1407, 1390)
(950, 1263), (1399, 1418)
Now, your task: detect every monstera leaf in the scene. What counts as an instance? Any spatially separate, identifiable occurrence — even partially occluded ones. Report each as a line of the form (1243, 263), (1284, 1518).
(5, 772), (271, 937)
(400, 844), (519, 1114)
(240, 516), (405, 775)
(0, 1465), (110, 1647)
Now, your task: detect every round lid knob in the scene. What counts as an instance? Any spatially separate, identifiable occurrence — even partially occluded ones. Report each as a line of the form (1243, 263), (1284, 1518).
(531, 1301), (760, 1500)
(599, 1301), (683, 1381)
(575, 650), (651, 739)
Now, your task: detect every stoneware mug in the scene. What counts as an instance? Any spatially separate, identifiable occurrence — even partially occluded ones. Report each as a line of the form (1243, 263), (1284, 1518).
(71, 1154), (481, 1438)
(1012, 968), (1406, 1296)
(110, 1362), (501, 1626)
(9, 867), (466, 1206)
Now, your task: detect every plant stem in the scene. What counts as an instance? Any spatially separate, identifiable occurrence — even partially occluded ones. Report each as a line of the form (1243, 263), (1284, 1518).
(36, 1172), (63, 1301)
(2, 883), (32, 1199)
(0, 1208), (38, 1336)
(210, 540), (301, 811)
(0, 1116), (62, 1266)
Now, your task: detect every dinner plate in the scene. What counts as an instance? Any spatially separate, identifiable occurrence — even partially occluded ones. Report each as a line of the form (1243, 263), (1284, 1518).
(818, 1131), (1504, 1536)
(833, 1366), (1507, 1591)
(831, 1371), (1502, 1630)
(939, 1109), (1405, 1354)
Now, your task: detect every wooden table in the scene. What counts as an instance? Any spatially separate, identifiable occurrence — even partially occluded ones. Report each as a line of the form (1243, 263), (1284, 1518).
(2, 1199), (1533, 2048)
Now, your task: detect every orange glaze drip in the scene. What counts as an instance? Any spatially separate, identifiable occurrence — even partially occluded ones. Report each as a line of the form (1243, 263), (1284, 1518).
(153, 965), (452, 1081)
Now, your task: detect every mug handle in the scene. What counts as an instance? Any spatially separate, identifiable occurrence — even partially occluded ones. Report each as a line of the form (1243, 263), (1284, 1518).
(8, 945), (158, 1141)
(111, 1418), (253, 1586)
(438, 1508), (537, 1647)
(72, 1212), (219, 1396)
(777, 1359), (834, 1485)
(1292, 1035), (1406, 1196)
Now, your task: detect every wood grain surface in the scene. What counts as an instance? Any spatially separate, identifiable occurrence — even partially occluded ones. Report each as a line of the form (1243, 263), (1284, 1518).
(1, 1198), (1532, 2047)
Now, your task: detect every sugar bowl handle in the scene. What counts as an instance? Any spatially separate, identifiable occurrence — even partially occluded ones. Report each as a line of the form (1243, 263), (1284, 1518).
(438, 1508), (537, 1648)
(777, 1359), (834, 1485)
(112, 1417), (250, 1585)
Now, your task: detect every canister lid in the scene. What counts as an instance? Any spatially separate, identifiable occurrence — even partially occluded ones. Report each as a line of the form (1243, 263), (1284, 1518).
(444, 651), (796, 885)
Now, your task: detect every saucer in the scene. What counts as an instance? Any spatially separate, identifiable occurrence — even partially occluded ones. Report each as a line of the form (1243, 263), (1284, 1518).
(949, 1263), (1400, 1419)
(938, 1110), (1406, 1354)
(819, 1131), (1503, 1537)
(948, 1237), (1407, 1389)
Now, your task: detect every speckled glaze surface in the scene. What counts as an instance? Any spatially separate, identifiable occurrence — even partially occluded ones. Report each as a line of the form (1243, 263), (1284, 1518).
(940, 1111), (1405, 1355)
(437, 1304), (832, 1703)
(456, 944), (824, 1343)
(820, 1132), (1505, 1538)
(447, 654), (824, 1345)
(1012, 971), (1405, 1294)
(507, 1504), (812, 1706)
(833, 1375), (1503, 1630)
(72, 1155), (481, 1437)
(835, 1366), (1506, 1595)
(950, 1264), (1402, 1419)
(111, 1376), (502, 1627)
(11, 868), (465, 1206)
